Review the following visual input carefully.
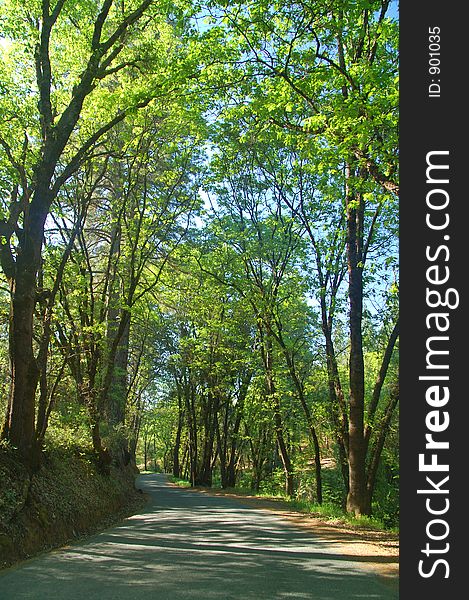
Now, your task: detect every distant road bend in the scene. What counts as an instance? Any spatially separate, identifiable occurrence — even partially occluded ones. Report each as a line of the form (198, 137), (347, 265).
(0, 473), (398, 599)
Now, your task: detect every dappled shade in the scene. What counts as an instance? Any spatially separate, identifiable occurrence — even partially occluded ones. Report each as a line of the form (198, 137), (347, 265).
(0, 474), (397, 599)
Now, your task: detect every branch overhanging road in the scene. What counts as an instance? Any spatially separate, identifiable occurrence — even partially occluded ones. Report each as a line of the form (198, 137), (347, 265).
(0, 474), (398, 599)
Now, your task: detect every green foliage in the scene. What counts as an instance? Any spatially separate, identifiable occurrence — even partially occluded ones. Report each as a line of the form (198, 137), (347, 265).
(44, 418), (93, 455)
(258, 468), (289, 497)
(167, 475), (192, 488)
(0, 0), (398, 527)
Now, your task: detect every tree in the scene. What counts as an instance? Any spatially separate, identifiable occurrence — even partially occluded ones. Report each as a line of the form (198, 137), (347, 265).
(198, 140), (317, 496)
(204, 0), (399, 514)
(49, 106), (201, 464)
(0, 0), (399, 525)
(156, 252), (256, 487)
(0, 0), (198, 463)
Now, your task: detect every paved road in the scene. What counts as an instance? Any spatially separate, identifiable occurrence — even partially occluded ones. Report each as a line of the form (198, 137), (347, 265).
(0, 474), (398, 599)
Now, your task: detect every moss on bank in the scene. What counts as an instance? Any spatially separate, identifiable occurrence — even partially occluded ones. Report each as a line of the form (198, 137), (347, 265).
(0, 445), (147, 569)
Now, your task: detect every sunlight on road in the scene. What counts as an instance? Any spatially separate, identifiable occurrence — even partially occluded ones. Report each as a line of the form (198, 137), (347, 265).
(0, 474), (397, 600)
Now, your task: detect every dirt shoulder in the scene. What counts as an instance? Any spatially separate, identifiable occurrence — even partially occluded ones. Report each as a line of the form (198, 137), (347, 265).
(171, 483), (399, 583)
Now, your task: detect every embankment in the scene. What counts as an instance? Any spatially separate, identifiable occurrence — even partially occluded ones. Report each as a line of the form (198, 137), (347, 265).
(0, 446), (146, 569)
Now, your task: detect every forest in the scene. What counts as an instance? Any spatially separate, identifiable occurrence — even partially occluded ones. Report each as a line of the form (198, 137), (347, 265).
(0, 0), (399, 532)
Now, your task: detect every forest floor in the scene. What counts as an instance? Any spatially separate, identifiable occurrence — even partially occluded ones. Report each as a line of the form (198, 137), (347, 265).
(174, 484), (399, 583)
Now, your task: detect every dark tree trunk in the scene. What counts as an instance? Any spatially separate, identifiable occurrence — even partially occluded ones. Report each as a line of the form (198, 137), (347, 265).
(225, 411), (243, 488)
(144, 430), (148, 471)
(105, 311), (131, 466)
(247, 424), (269, 492)
(219, 373), (250, 489)
(271, 402), (293, 496)
(197, 393), (219, 487)
(216, 412), (228, 488)
(107, 317), (130, 426)
(310, 426), (323, 504)
(91, 413), (111, 472)
(173, 395), (184, 479)
(345, 171), (367, 516)
(105, 218), (129, 429)
(182, 378), (198, 487)
(5, 199), (48, 464)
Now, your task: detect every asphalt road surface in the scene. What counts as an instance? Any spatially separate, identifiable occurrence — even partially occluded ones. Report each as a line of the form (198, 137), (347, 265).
(0, 473), (398, 599)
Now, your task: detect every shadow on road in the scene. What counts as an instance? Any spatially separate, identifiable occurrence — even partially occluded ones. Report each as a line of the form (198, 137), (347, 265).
(0, 473), (398, 599)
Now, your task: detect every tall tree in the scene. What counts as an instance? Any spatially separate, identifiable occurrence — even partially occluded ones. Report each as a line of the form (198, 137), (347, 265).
(0, 0), (197, 463)
(205, 0), (399, 514)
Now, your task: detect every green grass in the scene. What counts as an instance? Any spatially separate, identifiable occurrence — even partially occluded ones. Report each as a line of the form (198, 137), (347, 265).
(218, 486), (284, 499)
(166, 475), (192, 488)
(167, 475), (397, 533)
(287, 498), (397, 532)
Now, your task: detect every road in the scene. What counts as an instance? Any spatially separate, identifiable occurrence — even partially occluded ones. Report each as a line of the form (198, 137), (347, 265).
(0, 473), (398, 599)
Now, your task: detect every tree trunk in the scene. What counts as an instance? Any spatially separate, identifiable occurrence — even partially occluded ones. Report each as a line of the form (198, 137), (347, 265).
(173, 395), (184, 478)
(216, 412), (228, 488)
(225, 411), (243, 488)
(4, 199), (47, 464)
(345, 169), (367, 515)
(273, 406), (294, 496)
(197, 391), (218, 487)
(364, 378), (399, 514)
(90, 413), (111, 472)
(310, 426), (323, 504)
(105, 217), (129, 428)
(183, 379), (198, 487)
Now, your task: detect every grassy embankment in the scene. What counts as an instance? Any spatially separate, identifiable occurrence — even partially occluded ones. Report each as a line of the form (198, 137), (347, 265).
(0, 441), (146, 570)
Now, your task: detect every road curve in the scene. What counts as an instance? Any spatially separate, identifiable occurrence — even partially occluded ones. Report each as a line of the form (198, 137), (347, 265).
(0, 473), (398, 599)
